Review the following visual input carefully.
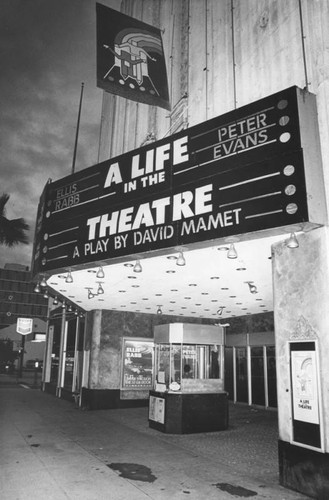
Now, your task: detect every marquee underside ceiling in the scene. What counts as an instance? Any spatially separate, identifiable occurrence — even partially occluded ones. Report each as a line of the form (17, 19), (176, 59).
(45, 232), (293, 321)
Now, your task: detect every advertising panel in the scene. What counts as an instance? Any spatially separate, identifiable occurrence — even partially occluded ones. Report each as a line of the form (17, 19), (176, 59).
(291, 349), (319, 424)
(122, 338), (154, 389)
(33, 86), (310, 275)
(149, 395), (165, 424)
(290, 341), (322, 449)
(16, 318), (33, 335)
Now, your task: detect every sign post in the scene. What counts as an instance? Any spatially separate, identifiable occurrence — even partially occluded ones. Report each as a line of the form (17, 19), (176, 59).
(16, 318), (33, 378)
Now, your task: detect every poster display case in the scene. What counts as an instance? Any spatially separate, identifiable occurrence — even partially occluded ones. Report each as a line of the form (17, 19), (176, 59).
(149, 323), (228, 434)
(121, 338), (154, 399)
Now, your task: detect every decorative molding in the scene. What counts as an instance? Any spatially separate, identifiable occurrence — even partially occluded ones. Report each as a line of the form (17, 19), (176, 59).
(289, 315), (318, 340)
(169, 94), (188, 134)
(140, 132), (157, 147)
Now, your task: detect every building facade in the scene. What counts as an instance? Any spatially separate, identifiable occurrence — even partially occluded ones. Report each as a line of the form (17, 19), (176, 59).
(35, 1), (329, 497)
(0, 263), (48, 366)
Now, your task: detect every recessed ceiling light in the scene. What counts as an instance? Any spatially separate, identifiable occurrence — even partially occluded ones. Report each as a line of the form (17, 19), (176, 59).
(221, 287), (229, 290)
(211, 299), (218, 302)
(259, 304), (266, 307)
(166, 270), (176, 274)
(76, 301), (82, 303)
(130, 301), (137, 304)
(189, 283), (197, 286)
(170, 301), (176, 303)
(119, 290), (126, 293)
(167, 255), (177, 260)
(195, 303), (201, 306)
(142, 298), (149, 301)
(49, 282), (58, 285)
(242, 308), (248, 310)
(132, 285), (139, 288)
(171, 289), (178, 292)
(210, 276), (220, 280)
(256, 298), (263, 301)
(181, 307), (187, 309)
(184, 297), (191, 299)
(121, 305), (126, 307)
(57, 275), (66, 279)
(229, 295), (236, 298)
(59, 289), (67, 292)
(204, 308), (210, 311)
(87, 270), (96, 273)
(98, 299), (104, 301)
(236, 302), (242, 305)
(236, 267), (246, 271)
(218, 246), (229, 251)
(155, 293), (162, 296)
(226, 310), (231, 313)
(191, 311), (196, 314)
(68, 295), (75, 298)
(201, 292), (209, 295)
(124, 263), (134, 267)
(128, 276), (136, 279)
(169, 309), (175, 312)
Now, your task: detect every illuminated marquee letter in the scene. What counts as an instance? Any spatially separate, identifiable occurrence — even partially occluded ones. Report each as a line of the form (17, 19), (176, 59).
(104, 162), (123, 188)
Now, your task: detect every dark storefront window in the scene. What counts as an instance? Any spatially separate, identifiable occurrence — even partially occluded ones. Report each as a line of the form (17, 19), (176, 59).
(224, 347), (234, 400)
(63, 319), (78, 390)
(236, 347), (248, 403)
(50, 321), (61, 384)
(251, 346), (265, 406)
(266, 346), (277, 408)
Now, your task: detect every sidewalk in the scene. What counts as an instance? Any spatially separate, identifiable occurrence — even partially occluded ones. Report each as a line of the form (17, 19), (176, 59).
(0, 375), (308, 500)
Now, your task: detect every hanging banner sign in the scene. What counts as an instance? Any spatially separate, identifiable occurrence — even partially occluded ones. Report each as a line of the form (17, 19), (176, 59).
(33, 86), (312, 274)
(96, 3), (170, 111)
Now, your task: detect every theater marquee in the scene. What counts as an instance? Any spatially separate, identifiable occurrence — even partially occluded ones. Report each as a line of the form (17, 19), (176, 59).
(32, 86), (325, 275)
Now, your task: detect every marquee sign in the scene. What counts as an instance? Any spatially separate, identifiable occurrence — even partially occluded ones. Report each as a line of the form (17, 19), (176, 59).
(33, 86), (313, 274)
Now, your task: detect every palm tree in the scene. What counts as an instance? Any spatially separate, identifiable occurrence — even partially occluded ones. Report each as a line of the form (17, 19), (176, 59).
(0, 193), (29, 246)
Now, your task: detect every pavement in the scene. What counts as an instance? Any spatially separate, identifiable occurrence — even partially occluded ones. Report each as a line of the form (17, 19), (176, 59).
(0, 373), (309, 500)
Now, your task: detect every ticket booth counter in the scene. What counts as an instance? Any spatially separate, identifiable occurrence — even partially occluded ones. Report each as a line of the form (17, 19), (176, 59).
(149, 323), (228, 434)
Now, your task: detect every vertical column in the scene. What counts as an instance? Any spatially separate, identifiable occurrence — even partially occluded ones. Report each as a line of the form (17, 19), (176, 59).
(88, 310), (102, 388)
(272, 227), (329, 497)
(43, 325), (54, 386)
(56, 308), (67, 397)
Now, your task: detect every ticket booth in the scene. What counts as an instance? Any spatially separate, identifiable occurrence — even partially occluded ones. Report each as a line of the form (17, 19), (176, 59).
(148, 323), (228, 434)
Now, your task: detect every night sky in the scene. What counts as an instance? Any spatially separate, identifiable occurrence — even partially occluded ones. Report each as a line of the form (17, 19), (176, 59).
(0, 0), (120, 269)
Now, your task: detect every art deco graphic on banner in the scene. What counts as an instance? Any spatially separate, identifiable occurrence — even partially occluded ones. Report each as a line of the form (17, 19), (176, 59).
(96, 3), (170, 111)
(33, 87), (313, 275)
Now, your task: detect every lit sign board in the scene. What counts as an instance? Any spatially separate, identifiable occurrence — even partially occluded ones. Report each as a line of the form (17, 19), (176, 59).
(122, 338), (154, 389)
(33, 86), (311, 274)
(16, 317), (33, 335)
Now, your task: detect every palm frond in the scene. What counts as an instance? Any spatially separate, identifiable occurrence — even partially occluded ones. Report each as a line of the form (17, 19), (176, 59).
(0, 216), (30, 246)
(0, 193), (10, 218)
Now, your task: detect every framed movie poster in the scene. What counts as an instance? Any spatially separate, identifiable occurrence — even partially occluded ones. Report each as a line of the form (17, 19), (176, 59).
(122, 338), (154, 390)
(289, 341), (323, 450)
